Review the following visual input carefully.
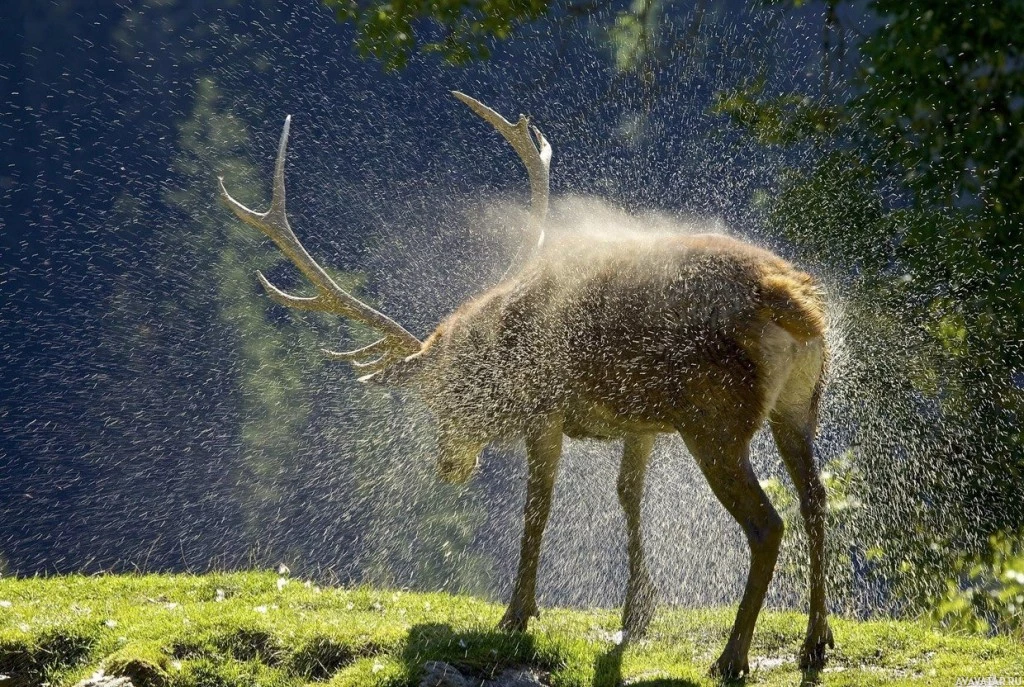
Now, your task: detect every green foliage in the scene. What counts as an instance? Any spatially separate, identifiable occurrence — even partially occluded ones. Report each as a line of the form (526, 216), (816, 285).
(712, 81), (842, 146)
(605, 0), (661, 73)
(931, 531), (1024, 638)
(323, 0), (550, 70)
(853, 0), (1024, 376)
(324, 0), (681, 77)
(763, 151), (890, 274)
(1, 572), (1023, 686)
(720, 0), (1024, 360)
(858, 0), (1024, 213)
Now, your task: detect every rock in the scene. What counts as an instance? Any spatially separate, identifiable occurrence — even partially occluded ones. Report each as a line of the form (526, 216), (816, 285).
(420, 661), (472, 687)
(485, 667), (548, 687)
(104, 656), (167, 687)
(73, 671), (135, 687)
(419, 661), (549, 687)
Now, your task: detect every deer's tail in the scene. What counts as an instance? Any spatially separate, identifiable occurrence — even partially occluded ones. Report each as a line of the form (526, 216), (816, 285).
(758, 269), (827, 343)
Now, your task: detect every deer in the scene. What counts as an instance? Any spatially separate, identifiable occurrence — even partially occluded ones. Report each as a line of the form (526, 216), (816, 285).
(217, 91), (834, 679)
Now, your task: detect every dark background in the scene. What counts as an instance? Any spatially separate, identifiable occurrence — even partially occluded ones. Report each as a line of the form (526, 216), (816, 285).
(0, 0), (919, 613)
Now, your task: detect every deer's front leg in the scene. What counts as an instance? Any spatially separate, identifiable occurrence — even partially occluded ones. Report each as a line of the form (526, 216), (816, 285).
(618, 433), (657, 640)
(499, 414), (563, 632)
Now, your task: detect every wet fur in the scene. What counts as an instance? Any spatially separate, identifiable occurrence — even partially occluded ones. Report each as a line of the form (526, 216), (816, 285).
(419, 231), (827, 443)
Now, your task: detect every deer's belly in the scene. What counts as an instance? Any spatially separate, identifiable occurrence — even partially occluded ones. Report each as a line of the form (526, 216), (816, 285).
(563, 401), (675, 440)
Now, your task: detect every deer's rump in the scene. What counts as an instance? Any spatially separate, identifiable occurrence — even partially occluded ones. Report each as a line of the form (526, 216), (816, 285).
(513, 233), (826, 434)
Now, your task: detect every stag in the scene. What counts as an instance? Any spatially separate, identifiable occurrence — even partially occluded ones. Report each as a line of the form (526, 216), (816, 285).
(218, 92), (834, 678)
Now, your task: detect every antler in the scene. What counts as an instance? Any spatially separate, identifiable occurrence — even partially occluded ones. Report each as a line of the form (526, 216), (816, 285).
(218, 116), (422, 376)
(452, 92), (552, 247)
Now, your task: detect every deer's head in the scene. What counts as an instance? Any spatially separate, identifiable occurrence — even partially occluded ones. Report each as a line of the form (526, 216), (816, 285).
(218, 93), (552, 484)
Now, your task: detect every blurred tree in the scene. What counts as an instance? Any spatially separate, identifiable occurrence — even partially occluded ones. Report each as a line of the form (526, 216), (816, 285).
(106, 71), (337, 561)
(165, 77), (331, 540)
(859, 0), (1023, 214)
(105, 0), (495, 589)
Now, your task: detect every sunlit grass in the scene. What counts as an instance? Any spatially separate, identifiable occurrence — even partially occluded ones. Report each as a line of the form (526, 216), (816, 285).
(0, 572), (1020, 686)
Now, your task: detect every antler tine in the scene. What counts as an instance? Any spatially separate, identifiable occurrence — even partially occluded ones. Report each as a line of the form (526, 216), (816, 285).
(218, 117), (422, 359)
(452, 91), (552, 247)
(321, 337), (391, 362)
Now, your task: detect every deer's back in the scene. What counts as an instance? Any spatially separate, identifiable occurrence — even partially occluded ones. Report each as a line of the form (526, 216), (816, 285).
(437, 232), (826, 438)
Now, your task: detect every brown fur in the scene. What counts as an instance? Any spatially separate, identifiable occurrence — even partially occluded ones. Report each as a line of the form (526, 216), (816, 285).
(416, 232), (826, 442)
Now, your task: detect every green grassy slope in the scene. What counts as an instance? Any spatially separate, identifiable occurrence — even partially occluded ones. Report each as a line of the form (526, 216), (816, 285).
(0, 572), (1019, 686)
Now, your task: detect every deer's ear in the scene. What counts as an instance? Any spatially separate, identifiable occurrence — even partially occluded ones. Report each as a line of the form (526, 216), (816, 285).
(358, 350), (427, 388)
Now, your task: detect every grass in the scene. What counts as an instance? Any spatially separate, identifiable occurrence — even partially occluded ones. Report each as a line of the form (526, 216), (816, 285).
(0, 572), (1020, 686)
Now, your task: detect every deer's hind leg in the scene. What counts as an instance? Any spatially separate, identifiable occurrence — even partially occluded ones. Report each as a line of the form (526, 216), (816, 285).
(499, 413), (563, 633)
(769, 339), (833, 669)
(618, 432), (658, 640)
(678, 423), (783, 680)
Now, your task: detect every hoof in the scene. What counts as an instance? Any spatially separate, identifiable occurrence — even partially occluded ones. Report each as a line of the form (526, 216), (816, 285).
(709, 652), (749, 681)
(798, 624), (835, 670)
(497, 604), (536, 633)
(620, 614), (653, 643)
(621, 568), (658, 641)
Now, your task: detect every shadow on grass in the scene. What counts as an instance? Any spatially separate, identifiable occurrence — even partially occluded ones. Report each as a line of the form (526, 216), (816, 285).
(402, 623), (705, 687)
(798, 666), (823, 686)
(593, 643), (823, 687)
(0, 626), (98, 687)
(593, 643), (699, 687)
(402, 623), (549, 683)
